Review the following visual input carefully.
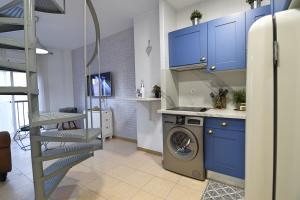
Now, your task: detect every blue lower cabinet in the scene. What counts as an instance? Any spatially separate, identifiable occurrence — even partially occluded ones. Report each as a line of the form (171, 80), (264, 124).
(207, 13), (246, 71)
(205, 118), (245, 179)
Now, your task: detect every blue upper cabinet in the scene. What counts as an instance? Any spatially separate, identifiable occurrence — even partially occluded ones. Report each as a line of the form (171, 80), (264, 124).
(169, 23), (207, 68)
(246, 5), (271, 39)
(271, 0), (292, 14)
(207, 13), (246, 71)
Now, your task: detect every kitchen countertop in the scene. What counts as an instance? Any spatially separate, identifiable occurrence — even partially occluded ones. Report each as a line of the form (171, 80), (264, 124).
(158, 108), (246, 119)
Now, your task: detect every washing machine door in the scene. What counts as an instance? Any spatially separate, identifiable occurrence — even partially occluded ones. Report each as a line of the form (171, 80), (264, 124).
(167, 127), (198, 161)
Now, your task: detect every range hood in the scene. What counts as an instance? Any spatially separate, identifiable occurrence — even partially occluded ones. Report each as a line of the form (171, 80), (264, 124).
(169, 63), (207, 71)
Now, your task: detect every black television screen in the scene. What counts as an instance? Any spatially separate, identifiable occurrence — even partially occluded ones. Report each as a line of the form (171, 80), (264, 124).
(88, 72), (112, 97)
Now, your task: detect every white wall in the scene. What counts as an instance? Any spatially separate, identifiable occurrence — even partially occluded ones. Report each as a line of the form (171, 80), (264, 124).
(159, 0), (179, 110)
(178, 70), (246, 109)
(38, 49), (74, 112)
(134, 7), (163, 152)
(134, 9), (161, 97)
(176, 0), (270, 29)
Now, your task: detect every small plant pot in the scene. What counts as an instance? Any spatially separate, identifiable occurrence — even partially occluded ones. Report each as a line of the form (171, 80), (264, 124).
(154, 92), (161, 98)
(192, 18), (201, 26)
(250, 0), (262, 9)
(235, 103), (246, 111)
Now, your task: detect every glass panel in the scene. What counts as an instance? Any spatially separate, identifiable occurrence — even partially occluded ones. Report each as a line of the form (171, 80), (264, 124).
(0, 70), (14, 133)
(0, 70), (11, 86)
(13, 71), (27, 87)
(14, 98), (29, 128)
(171, 131), (193, 155)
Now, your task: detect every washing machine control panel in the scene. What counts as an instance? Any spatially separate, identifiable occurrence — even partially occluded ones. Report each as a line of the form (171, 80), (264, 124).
(176, 116), (185, 125)
(163, 115), (204, 127)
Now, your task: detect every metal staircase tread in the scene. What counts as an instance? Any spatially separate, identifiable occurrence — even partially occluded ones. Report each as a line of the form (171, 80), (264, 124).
(0, 59), (27, 72)
(0, 24), (23, 33)
(0, 0), (64, 16)
(44, 171), (67, 199)
(0, 17), (24, 33)
(43, 153), (93, 180)
(37, 128), (102, 143)
(35, 0), (65, 14)
(31, 112), (86, 127)
(0, 17), (24, 25)
(0, 37), (24, 50)
(0, 86), (28, 95)
(39, 142), (102, 162)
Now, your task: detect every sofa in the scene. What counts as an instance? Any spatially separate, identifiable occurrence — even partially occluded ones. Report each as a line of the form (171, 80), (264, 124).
(0, 131), (12, 181)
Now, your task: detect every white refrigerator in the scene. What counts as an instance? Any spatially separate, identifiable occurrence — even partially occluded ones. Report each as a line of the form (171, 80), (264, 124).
(246, 3), (300, 200)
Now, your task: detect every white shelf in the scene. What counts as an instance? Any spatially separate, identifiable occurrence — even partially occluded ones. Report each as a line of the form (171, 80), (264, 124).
(117, 97), (161, 102)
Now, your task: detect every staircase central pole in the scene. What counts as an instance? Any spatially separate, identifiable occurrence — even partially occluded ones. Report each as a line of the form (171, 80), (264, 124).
(24, 0), (44, 199)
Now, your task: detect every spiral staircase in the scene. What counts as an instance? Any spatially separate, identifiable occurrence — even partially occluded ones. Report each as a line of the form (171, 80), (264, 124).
(0, 0), (103, 199)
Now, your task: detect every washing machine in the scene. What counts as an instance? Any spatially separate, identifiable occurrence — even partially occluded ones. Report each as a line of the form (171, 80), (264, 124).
(162, 114), (205, 181)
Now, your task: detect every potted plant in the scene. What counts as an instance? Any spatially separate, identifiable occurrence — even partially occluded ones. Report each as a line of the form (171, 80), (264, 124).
(232, 89), (246, 111)
(152, 85), (161, 98)
(190, 10), (202, 26)
(246, 0), (263, 9)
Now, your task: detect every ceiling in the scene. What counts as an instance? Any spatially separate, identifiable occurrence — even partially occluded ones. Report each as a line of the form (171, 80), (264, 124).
(166, 0), (205, 10)
(1, 0), (159, 50)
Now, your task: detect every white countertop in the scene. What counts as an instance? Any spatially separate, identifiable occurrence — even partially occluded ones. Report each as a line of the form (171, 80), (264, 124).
(158, 109), (246, 119)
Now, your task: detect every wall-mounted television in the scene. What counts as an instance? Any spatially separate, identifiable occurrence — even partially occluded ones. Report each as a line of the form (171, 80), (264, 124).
(87, 72), (112, 97)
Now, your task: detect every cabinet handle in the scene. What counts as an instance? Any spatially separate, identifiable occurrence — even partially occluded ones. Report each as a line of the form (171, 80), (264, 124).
(210, 66), (216, 71)
(200, 57), (206, 62)
(221, 122), (227, 127)
(208, 130), (213, 135)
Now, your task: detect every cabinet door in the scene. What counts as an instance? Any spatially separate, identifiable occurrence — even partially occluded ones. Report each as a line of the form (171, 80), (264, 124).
(169, 23), (207, 68)
(208, 13), (246, 71)
(205, 128), (245, 179)
(246, 5), (271, 38)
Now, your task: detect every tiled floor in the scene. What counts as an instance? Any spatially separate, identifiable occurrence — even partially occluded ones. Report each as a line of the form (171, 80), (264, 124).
(0, 138), (208, 200)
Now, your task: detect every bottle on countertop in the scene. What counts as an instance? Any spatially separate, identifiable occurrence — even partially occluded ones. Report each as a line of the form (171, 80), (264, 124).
(140, 80), (145, 98)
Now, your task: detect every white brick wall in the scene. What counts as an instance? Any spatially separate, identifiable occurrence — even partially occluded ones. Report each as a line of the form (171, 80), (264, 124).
(72, 28), (137, 140)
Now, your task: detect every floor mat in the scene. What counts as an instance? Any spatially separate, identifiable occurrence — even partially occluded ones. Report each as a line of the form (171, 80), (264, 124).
(201, 180), (244, 200)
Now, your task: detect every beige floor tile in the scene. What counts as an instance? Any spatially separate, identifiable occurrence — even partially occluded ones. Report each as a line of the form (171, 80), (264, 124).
(51, 185), (106, 200)
(67, 165), (99, 187)
(177, 176), (208, 192)
(130, 190), (164, 200)
(84, 173), (121, 194)
(122, 170), (154, 188)
(166, 184), (204, 200)
(138, 162), (181, 183)
(101, 182), (139, 200)
(141, 177), (176, 198)
(3, 138), (207, 200)
(105, 165), (136, 180)
(0, 174), (34, 200)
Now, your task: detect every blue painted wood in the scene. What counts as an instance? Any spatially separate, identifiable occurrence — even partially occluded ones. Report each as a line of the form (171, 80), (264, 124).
(246, 5), (271, 39)
(271, 0), (292, 14)
(169, 23), (207, 68)
(208, 13), (246, 71)
(204, 126), (245, 179)
(205, 117), (245, 132)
